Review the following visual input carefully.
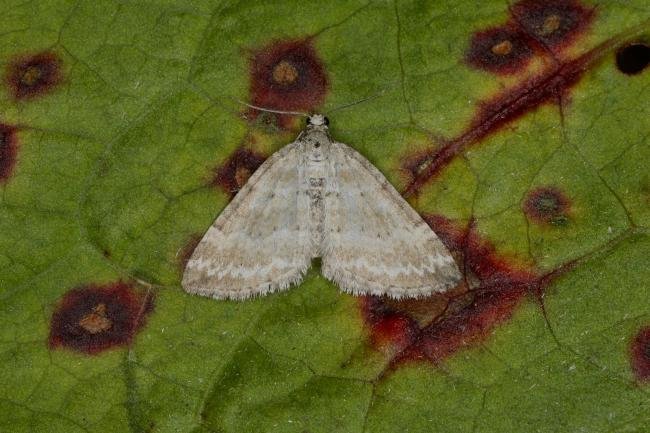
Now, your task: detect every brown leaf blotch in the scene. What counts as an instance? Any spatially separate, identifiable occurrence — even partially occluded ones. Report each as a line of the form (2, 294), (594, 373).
(491, 40), (514, 56)
(465, 25), (534, 75)
(78, 303), (113, 334)
(212, 148), (266, 197)
(0, 124), (18, 183)
(630, 326), (650, 382)
(272, 60), (300, 86)
(523, 186), (572, 226)
(48, 282), (154, 355)
(511, 0), (595, 50)
(249, 38), (329, 128)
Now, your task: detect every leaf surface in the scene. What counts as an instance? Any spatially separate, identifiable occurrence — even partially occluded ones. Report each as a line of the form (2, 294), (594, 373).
(1, 1), (649, 432)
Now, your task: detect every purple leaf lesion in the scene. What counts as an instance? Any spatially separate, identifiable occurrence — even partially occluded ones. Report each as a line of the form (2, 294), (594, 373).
(5, 51), (63, 100)
(523, 186), (572, 226)
(510, 0), (595, 52)
(630, 326), (650, 382)
(211, 147), (266, 197)
(465, 24), (534, 75)
(0, 124), (18, 183)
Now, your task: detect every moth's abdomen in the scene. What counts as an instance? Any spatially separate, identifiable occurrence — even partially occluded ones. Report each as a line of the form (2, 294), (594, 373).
(308, 176), (325, 257)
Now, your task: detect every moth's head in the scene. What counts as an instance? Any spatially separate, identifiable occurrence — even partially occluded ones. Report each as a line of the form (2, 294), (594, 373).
(306, 114), (329, 129)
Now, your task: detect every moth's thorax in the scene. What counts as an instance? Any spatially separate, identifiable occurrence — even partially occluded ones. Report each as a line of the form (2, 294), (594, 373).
(302, 128), (331, 163)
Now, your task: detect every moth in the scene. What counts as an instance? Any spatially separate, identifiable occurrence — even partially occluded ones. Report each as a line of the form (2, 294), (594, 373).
(182, 115), (461, 299)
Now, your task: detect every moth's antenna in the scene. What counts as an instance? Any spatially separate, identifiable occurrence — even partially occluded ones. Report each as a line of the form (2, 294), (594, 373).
(325, 89), (389, 115)
(185, 81), (309, 118)
(234, 99), (309, 117)
(187, 76), (387, 118)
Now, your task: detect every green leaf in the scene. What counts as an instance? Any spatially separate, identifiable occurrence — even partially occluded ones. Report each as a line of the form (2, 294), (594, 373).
(1, 1), (649, 432)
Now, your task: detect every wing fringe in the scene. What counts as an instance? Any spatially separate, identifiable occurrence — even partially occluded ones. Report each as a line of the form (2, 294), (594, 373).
(322, 265), (461, 299)
(184, 261), (310, 300)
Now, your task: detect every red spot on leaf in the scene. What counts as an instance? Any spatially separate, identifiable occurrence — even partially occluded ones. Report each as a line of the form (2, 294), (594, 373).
(361, 216), (565, 367)
(462, 225), (534, 286)
(248, 38), (329, 128)
(49, 282), (154, 355)
(5, 51), (62, 100)
(401, 149), (442, 187)
(212, 147), (266, 197)
(419, 286), (527, 363)
(0, 124), (18, 183)
(370, 312), (418, 355)
(423, 214), (467, 252)
(523, 186), (571, 225)
(511, 0), (595, 52)
(465, 25), (534, 75)
(630, 326), (650, 382)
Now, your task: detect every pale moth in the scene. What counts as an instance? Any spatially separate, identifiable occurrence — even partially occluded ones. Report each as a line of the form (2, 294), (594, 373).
(182, 114), (461, 300)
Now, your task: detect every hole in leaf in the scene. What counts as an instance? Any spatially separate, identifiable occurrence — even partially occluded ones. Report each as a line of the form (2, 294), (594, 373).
(616, 43), (650, 75)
